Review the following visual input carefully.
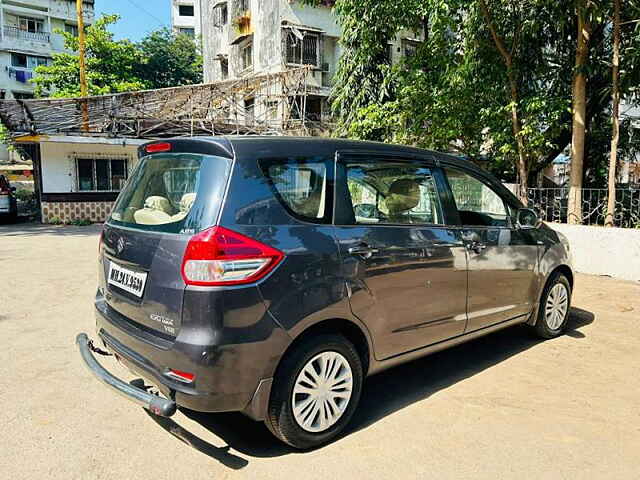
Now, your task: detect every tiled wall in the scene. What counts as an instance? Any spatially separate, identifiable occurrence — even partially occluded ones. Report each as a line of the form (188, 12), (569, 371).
(41, 201), (113, 223)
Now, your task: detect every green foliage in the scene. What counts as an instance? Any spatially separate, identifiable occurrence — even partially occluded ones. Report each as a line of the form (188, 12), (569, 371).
(137, 28), (203, 89)
(33, 15), (145, 97)
(32, 15), (202, 98)
(320, 0), (640, 184)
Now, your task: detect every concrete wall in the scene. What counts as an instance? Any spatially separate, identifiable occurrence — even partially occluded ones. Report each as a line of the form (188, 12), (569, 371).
(40, 140), (140, 193)
(550, 223), (640, 282)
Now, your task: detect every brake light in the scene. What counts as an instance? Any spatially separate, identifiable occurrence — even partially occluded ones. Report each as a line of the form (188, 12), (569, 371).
(181, 226), (284, 286)
(145, 142), (171, 153)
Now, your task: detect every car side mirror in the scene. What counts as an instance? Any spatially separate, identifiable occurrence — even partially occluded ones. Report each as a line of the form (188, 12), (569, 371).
(516, 208), (540, 229)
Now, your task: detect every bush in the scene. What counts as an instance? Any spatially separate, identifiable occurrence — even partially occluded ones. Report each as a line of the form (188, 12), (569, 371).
(48, 216), (64, 225)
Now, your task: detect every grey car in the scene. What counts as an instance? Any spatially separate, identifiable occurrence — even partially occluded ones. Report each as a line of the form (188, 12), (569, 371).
(77, 137), (573, 449)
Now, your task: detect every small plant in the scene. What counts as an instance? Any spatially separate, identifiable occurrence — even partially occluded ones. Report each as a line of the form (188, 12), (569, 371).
(69, 218), (93, 226)
(15, 189), (35, 203)
(48, 216), (64, 225)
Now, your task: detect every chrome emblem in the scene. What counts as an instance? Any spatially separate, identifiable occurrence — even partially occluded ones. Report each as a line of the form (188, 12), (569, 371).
(116, 237), (126, 255)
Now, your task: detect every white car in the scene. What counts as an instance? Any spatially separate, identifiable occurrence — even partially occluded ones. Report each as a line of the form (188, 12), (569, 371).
(0, 175), (18, 222)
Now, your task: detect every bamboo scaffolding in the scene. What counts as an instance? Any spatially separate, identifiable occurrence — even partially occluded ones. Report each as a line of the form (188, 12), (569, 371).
(0, 67), (325, 139)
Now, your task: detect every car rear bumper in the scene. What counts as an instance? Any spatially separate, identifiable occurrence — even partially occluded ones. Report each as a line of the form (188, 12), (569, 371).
(92, 294), (289, 418)
(76, 332), (177, 417)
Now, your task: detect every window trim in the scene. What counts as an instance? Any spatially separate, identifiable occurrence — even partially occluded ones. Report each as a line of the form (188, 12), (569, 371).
(334, 151), (455, 228)
(178, 4), (195, 17)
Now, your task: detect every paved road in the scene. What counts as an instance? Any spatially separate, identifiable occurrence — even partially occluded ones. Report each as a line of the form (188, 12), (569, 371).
(1, 223), (639, 479)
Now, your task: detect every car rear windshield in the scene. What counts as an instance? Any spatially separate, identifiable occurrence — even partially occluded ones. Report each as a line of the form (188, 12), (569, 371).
(109, 153), (231, 234)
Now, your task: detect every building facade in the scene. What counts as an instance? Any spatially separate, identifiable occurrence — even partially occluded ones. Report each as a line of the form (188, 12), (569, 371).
(0, 0), (94, 101)
(170, 0), (201, 38)
(198, 0), (422, 125)
(0, 0), (94, 163)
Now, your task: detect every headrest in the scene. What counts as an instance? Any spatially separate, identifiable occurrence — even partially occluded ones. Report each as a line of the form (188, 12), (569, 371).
(134, 208), (172, 225)
(386, 179), (420, 214)
(144, 196), (172, 214)
(179, 193), (196, 212)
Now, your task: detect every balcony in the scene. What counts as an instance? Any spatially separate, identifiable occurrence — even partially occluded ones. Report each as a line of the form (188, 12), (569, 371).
(3, 25), (50, 43)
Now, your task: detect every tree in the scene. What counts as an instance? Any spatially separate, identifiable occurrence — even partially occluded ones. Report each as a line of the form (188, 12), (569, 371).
(32, 15), (145, 97)
(567, 1), (595, 224)
(32, 16), (203, 98)
(606, 0), (622, 227)
(137, 28), (203, 89)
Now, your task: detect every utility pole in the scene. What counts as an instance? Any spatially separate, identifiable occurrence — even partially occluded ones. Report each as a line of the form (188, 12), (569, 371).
(76, 0), (89, 132)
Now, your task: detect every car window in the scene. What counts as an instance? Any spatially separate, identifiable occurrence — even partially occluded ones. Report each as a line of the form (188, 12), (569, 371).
(345, 161), (444, 225)
(444, 167), (510, 227)
(262, 157), (330, 222)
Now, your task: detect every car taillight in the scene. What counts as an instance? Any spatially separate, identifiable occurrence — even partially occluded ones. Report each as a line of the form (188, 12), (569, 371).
(181, 226), (284, 286)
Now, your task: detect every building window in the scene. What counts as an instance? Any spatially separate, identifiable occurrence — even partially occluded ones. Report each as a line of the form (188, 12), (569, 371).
(213, 3), (228, 27)
(19, 16), (44, 33)
(238, 0), (249, 12)
(245, 97), (254, 126)
(402, 39), (420, 58)
(64, 23), (79, 36)
(11, 53), (48, 69)
(77, 159), (128, 192)
(178, 4), (194, 16)
(179, 27), (195, 36)
(285, 31), (319, 66)
(220, 58), (229, 79)
(241, 41), (253, 71)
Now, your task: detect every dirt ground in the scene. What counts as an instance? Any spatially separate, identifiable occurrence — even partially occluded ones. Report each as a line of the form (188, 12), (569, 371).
(1, 223), (639, 480)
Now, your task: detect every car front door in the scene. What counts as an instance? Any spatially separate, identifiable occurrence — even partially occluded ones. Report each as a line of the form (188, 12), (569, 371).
(333, 153), (468, 360)
(441, 166), (539, 332)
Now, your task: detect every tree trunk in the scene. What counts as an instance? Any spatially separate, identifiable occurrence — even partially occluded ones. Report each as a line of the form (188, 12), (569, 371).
(478, 0), (529, 204)
(568, 2), (591, 224)
(605, 0), (621, 227)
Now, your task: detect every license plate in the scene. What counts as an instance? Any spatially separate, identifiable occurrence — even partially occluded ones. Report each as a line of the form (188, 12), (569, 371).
(108, 262), (148, 297)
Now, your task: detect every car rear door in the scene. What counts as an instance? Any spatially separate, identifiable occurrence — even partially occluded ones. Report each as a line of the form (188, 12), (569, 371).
(100, 147), (232, 339)
(333, 152), (468, 360)
(440, 165), (539, 332)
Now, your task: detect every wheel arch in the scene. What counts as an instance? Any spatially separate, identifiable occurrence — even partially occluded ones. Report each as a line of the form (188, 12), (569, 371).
(527, 264), (574, 326)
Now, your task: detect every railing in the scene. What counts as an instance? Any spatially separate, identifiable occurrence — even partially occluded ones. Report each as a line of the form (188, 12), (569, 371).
(3, 25), (50, 43)
(526, 187), (640, 228)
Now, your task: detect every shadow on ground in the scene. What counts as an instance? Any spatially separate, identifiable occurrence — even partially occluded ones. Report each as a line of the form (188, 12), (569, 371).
(0, 221), (102, 237)
(145, 307), (594, 467)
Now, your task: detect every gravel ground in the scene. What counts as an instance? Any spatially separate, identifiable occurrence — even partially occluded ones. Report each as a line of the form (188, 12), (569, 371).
(1, 223), (639, 479)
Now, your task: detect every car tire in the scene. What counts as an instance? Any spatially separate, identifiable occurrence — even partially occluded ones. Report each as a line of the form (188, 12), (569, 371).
(265, 333), (363, 450)
(533, 272), (572, 339)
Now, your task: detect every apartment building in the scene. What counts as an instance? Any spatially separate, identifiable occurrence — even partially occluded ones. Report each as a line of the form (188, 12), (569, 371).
(170, 0), (201, 38)
(0, 0), (94, 100)
(198, 0), (422, 124)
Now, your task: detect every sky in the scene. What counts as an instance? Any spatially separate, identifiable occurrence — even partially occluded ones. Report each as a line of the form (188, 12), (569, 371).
(94, 0), (172, 42)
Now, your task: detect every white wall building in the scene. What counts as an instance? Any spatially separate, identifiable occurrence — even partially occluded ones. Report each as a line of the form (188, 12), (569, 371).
(170, 0), (200, 38)
(198, 0), (422, 123)
(0, 0), (94, 162)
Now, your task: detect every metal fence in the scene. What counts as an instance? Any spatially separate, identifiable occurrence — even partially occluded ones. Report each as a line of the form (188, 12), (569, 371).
(525, 188), (640, 228)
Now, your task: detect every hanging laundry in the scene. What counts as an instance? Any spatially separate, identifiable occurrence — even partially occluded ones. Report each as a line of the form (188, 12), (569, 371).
(15, 70), (27, 83)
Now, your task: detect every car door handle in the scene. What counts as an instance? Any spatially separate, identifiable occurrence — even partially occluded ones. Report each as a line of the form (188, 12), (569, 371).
(466, 242), (487, 254)
(348, 246), (379, 259)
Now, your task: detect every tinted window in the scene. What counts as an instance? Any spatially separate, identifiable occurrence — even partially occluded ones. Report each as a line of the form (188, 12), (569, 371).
(345, 161), (444, 225)
(110, 153), (231, 233)
(444, 168), (510, 227)
(262, 157), (331, 223)
(178, 5), (194, 16)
